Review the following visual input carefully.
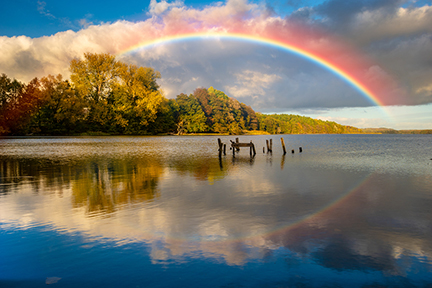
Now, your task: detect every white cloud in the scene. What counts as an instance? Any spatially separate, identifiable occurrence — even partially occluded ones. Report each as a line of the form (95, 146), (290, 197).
(78, 17), (94, 29)
(0, 0), (431, 129)
(37, 1), (55, 19)
(226, 70), (281, 98)
(352, 5), (432, 45)
(149, 0), (184, 16)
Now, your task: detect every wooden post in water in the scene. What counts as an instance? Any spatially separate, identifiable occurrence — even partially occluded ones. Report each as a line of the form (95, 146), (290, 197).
(250, 140), (256, 156)
(266, 140), (270, 153)
(292, 149), (295, 154)
(281, 154), (286, 170)
(263, 147), (265, 153)
(218, 138), (222, 157)
(299, 147), (303, 153)
(224, 144), (226, 155)
(281, 138), (287, 155)
(270, 139), (273, 152)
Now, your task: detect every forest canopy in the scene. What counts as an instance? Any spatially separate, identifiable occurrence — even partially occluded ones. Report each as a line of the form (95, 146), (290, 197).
(0, 52), (366, 136)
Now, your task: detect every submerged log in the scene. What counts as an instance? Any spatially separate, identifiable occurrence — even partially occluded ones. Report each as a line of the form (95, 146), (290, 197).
(232, 143), (257, 147)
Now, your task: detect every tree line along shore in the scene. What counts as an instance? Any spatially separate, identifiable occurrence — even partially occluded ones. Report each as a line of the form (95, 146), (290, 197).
(1, 52), (430, 136)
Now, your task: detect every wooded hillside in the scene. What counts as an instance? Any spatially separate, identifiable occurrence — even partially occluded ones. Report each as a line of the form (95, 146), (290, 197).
(1, 52), (375, 136)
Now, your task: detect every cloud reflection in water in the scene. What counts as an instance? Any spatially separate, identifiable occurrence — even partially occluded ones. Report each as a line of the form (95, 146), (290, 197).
(1, 135), (432, 285)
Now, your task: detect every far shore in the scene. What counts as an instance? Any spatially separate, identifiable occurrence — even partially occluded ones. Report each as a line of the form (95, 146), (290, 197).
(2, 129), (432, 138)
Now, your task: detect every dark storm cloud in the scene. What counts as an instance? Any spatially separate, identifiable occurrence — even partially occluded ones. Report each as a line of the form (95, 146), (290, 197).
(314, 0), (404, 27)
(129, 39), (373, 110)
(285, 0), (432, 106)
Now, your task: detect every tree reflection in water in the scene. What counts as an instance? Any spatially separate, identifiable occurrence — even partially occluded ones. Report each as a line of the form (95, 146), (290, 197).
(71, 158), (163, 215)
(0, 153), (232, 215)
(0, 157), (163, 215)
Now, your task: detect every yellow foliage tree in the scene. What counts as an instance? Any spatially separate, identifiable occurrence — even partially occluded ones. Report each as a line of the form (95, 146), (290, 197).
(70, 53), (120, 103)
(69, 53), (165, 134)
(113, 63), (164, 132)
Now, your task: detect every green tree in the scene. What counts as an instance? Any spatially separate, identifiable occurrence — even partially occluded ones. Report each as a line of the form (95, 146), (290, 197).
(206, 87), (257, 134)
(176, 93), (208, 133)
(146, 98), (178, 134)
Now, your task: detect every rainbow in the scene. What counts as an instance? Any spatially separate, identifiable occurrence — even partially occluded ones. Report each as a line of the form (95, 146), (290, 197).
(116, 30), (399, 248)
(242, 173), (376, 243)
(166, 171), (376, 245)
(118, 31), (394, 116)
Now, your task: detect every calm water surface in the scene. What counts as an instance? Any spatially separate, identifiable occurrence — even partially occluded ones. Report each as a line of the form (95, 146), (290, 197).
(0, 135), (431, 287)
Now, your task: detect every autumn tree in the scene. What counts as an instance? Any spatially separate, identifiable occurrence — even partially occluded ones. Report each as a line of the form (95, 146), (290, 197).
(27, 74), (85, 134)
(70, 53), (120, 103)
(0, 74), (23, 108)
(207, 87), (245, 134)
(69, 53), (121, 131)
(194, 88), (212, 126)
(112, 64), (164, 134)
(0, 74), (24, 134)
(69, 53), (165, 134)
(0, 76), (43, 135)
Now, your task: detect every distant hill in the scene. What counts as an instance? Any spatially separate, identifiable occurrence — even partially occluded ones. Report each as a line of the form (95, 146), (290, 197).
(362, 128), (432, 134)
(174, 87), (259, 135)
(174, 87), (367, 135)
(257, 113), (365, 134)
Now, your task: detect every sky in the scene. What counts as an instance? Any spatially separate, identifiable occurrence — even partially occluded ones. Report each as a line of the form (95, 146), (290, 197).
(1, 0), (431, 129)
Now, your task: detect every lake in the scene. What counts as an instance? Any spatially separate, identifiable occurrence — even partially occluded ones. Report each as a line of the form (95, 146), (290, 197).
(1, 134), (432, 287)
